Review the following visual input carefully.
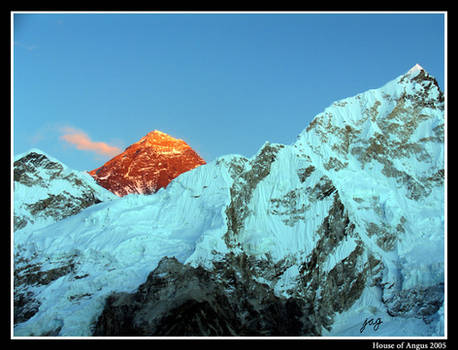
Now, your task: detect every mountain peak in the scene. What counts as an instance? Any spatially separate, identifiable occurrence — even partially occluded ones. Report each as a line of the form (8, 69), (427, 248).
(137, 130), (190, 153)
(406, 63), (425, 76)
(89, 131), (206, 196)
(15, 148), (56, 163)
(141, 129), (176, 140)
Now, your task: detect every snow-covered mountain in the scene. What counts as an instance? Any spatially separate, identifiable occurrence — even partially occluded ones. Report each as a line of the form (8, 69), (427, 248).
(13, 64), (445, 337)
(88, 130), (206, 196)
(13, 149), (117, 232)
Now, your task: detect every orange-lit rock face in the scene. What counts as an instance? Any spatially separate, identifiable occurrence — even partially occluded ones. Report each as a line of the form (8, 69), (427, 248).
(89, 130), (206, 197)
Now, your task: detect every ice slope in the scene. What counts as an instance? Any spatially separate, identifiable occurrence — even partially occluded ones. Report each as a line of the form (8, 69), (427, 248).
(13, 157), (235, 336)
(187, 144), (335, 264)
(13, 65), (445, 337)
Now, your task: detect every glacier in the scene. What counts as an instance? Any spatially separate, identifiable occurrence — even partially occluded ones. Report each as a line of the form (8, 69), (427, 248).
(12, 65), (445, 337)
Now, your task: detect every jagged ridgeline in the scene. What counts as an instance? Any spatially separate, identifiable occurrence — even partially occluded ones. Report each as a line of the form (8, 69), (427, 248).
(13, 150), (117, 232)
(13, 65), (444, 336)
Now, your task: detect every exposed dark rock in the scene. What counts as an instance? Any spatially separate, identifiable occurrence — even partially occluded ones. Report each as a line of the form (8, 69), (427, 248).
(383, 283), (444, 323)
(14, 152), (63, 187)
(269, 188), (310, 226)
(297, 165), (315, 183)
(93, 256), (318, 336)
(14, 151), (108, 231)
(224, 143), (282, 246)
(25, 191), (102, 222)
(14, 252), (79, 326)
(308, 176), (336, 202)
(14, 216), (28, 231)
(296, 192), (377, 332)
(14, 290), (41, 325)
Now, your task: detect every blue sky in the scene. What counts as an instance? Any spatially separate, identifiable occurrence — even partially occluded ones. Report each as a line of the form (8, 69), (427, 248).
(13, 12), (445, 171)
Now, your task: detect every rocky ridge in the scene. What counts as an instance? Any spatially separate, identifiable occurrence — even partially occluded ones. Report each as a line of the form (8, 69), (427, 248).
(93, 256), (316, 336)
(13, 149), (116, 232)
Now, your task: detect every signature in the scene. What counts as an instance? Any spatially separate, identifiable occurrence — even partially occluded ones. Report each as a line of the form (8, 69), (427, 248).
(360, 317), (383, 333)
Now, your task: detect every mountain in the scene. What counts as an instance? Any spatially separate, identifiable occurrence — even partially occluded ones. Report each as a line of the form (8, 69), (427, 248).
(13, 65), (445, 337)
(13, 149), (117, 232)
(88, 130), (206, 196)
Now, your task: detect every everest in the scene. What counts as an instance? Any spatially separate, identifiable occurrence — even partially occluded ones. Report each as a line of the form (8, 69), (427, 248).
(12, 64), (445, 337)
(88, 130), (206, 197)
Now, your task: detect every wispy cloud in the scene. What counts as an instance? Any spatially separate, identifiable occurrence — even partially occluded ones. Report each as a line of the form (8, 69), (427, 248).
(59, 126), (121, 158)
